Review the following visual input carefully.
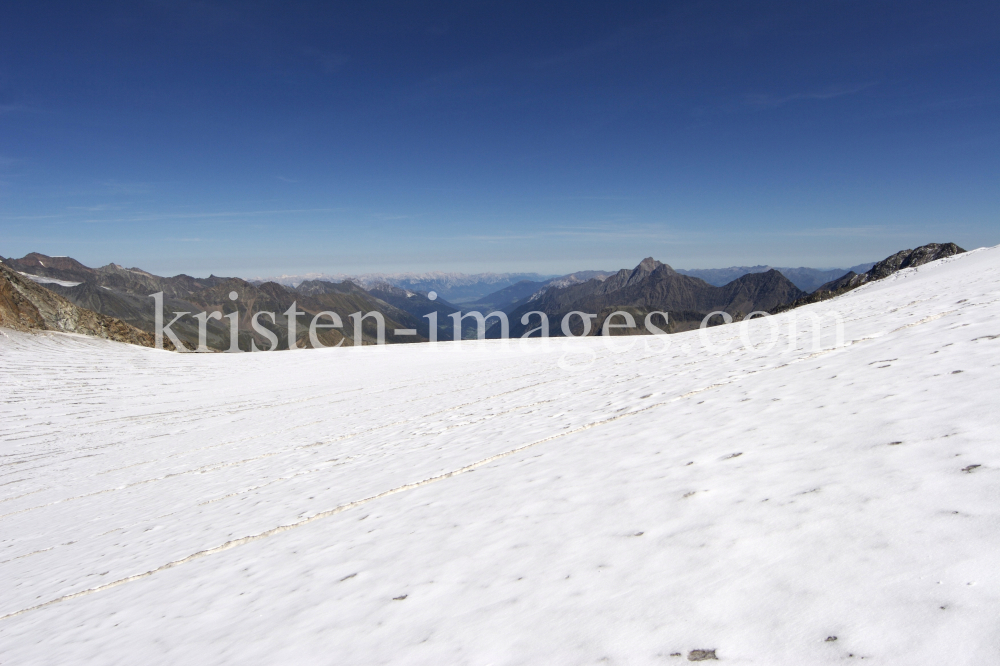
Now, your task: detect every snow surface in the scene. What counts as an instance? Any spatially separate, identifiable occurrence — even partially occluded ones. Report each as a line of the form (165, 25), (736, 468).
(16, 271), (83, 288)
(1, 247), (999, 665)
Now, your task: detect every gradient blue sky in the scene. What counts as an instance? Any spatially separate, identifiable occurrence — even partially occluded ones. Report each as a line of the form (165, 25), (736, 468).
(1, 1), (997, 277)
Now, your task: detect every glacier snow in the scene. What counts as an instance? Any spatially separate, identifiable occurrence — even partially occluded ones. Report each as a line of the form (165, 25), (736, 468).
(1, 247), (998, 664)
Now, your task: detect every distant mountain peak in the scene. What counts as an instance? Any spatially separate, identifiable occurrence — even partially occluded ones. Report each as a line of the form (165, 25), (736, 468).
(97, 263), (155, 278)
(635, 257), (663, 273)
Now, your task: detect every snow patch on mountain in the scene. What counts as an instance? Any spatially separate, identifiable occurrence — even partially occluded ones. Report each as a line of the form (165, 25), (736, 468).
(16, 272), (82, 287)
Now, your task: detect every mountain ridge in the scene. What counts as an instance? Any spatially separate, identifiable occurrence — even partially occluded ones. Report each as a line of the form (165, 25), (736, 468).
(3, 254), (427, 350)
(0, 261), (165, 348)
(772, 243), (966, 314)
(3, 244), (967, 347)
(499, 259), (807, 338)
(677, 263), (877, 292)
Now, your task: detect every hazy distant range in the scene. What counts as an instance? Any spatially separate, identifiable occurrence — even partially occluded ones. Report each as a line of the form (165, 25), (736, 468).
(259, 263), (877, 305)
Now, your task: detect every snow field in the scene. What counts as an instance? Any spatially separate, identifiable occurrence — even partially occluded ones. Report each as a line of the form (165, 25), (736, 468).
(1, 247), (999, 664)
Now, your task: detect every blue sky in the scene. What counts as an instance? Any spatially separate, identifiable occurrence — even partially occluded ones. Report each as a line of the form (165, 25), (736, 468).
(1, 1), (997, 277)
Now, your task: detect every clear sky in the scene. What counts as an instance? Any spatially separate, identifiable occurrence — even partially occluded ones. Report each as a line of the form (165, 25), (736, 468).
(1, 1), (997, 277)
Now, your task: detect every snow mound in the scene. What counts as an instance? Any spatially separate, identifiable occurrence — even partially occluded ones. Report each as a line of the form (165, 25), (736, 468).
(1, 246), (999, 664)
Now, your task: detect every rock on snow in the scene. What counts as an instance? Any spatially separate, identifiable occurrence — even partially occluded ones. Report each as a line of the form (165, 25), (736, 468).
(1, 246), (998, 665)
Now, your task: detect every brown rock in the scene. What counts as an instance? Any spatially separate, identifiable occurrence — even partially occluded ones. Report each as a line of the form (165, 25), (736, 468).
(688, 649), (718, 661)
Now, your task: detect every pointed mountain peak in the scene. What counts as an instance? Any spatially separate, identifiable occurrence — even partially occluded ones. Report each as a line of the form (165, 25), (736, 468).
(635, 257), (663, 273)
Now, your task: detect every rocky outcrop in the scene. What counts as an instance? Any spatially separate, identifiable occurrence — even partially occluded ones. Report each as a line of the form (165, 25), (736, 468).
(0, 267), (48, 332)
(817, 243), (965, 292)
(772, 243), (966, 314)
(0, 262), (168, 348)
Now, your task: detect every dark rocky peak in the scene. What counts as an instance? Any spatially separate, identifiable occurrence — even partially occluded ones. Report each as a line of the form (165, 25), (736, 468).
(296, 279), (364, 296)
(196, 274), (234, 289)
(593, 269), (633, 295)
(366, 281), (412, 298)
(169, 274), (214, 286)
(16, 253), (91, 270)
(652, 262), (676, 274)
(867, 243), (965, 281)
(7, 253), (97, 281)
(255, 281), (292, 299)
(97, 263), (156, 278)
(635, 257), (663, 273)
(815, 242), (966, 293)
(189, 277), (258, 302)
(183, 278), (297, 316)
(216, 276), (255, 290)
(740, 268), (787, 284)
(774, 242), (966, 315)
(558, 258), (674, 298)
(621, 257), (667, 287)
(724, 269), (807, 302)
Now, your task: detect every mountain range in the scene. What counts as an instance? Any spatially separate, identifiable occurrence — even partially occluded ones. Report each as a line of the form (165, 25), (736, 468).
(496, 259), (808, 338)
(0, 254), (426, 351)
(677, 264), (877, 292)
(0, 245), (965, 349)
(258, 271), (563, 304)
(771, 243), (966, 314)
(0, 261), (161, 347)
(256, 264), (875, 304)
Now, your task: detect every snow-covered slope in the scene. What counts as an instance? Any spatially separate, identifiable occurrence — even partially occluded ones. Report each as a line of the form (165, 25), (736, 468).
(1, 247), (998, 665)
